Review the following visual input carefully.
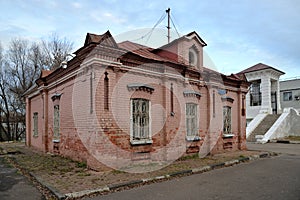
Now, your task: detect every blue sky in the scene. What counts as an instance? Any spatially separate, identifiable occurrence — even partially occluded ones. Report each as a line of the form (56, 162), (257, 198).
(1, 0), (299, 79)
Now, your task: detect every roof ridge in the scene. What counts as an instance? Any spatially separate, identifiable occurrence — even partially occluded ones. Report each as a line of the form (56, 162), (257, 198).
(238, 63), (285, 75)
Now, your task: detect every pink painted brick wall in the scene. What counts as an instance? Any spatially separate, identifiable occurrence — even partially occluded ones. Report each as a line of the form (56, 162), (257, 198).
(27, 64), (247, 170)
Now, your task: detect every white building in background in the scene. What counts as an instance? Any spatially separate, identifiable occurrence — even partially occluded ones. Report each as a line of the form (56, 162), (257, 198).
(280, 77), (300, 111)
(237, 63), (285, 123)
(238, 63), (285, 121)
(238, 63), (300, 142)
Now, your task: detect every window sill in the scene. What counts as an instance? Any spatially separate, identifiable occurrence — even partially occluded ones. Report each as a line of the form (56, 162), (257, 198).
(53, 139), (60, 143)
(130, 139), (153, 145)
(186, 136), (201, 141)
(223, 134), (234, 138)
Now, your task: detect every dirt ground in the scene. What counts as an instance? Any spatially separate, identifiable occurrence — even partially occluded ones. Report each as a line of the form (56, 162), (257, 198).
(0, 142), (264, 195)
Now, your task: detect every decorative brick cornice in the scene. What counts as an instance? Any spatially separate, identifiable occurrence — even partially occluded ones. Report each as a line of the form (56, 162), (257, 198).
(221, 96), (234, 103)
(127, 83), (154, 94)
(183, 90), (201, 99)
(51, 93), (62, 102)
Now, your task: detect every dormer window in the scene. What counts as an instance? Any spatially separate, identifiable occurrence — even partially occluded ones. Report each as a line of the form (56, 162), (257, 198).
(189, 46), (198, 66)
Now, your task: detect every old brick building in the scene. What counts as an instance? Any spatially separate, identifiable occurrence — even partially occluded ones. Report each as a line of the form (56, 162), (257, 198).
(24, 31), (249, 171)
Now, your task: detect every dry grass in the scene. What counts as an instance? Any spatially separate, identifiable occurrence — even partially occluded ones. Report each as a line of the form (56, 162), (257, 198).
(1, 142), (263, 194)
(284, 136), (300, 141)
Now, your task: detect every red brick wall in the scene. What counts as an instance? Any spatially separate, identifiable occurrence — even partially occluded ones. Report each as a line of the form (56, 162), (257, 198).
(26, 63), (247, 170)
(29, 94), (44, 151)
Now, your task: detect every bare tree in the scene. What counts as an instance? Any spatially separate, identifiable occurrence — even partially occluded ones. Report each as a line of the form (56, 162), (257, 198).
(0, 42), (12, 141)
(0, 33), (73, 141)
(42, 33), (73, 70)
(7, 39), (42, 93)
(4, 39), (45, 140)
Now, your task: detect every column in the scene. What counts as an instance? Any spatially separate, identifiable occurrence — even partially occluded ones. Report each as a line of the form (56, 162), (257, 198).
(260, 75), (272, 114)
(276, 80), (282, 114)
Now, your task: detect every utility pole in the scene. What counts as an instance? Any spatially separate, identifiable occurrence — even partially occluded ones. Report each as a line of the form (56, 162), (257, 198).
(166, 8), (171, 43)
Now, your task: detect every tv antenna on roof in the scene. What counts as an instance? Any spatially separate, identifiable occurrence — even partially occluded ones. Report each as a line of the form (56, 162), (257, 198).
(166, 8), (171, 43)
(131, 8), (180, 45)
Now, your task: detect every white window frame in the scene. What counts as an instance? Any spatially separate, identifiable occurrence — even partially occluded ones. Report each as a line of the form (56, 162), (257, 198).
(33, 112), (38, 137)
(130, 98), (152, 145)
(283, 91), (292, 101)
(185, 103), (200, 141)
(223, 106), (234, 138)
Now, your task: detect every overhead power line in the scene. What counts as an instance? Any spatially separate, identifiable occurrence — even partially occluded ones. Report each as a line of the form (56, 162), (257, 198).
(131, 11), (166, 42)
(170, 13), (181, 38)
(131, 8), (181, 45)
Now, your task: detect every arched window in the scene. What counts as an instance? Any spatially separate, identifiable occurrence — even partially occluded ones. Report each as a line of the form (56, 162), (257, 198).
(189, 46), (198, 66)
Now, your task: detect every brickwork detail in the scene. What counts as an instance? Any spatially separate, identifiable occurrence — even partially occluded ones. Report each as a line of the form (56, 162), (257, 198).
(25, 31), (249, 171)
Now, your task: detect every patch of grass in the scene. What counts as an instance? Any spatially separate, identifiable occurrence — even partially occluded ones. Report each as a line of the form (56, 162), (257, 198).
(59, 166), (74, 173)
(77, 172), (91, 177)
(239, 154), (246, 158)
(285, 136), (300, 141)
(178, 153), (199, 161)
(76, 161), (87, 168)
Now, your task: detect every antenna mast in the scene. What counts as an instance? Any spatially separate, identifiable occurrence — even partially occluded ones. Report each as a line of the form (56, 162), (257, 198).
(166, 8), (170, 43)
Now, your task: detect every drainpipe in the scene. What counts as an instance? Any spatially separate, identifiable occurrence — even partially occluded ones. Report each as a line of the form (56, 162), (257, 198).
(25, 98), (31, 146)
(43, 90), (49, 152)
(206, 85), (211, 154)
(237, 90), (241, 150)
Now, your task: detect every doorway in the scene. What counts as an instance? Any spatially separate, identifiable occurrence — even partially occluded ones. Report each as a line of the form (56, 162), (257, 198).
(271, 91), (277, 114)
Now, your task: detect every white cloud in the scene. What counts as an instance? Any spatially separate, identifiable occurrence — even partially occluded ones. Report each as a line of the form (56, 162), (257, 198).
(0, 0), (299, 78)
(71, 2), (82, 9)
(89, 11), (127, 24)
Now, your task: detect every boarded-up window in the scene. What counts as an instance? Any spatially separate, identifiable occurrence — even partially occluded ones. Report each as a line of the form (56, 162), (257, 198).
(33, 112), (38, 137)
(186, 103), (198, 136)
(131, 99), (150, 140)
(53, 105), (60, 139)
(223, 106), (232, 134)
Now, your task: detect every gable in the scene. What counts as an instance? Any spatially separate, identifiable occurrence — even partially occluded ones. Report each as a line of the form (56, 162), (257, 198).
(153, 31), (206, 68)
(238, 63), (285, 75)
(185, 31), (207, 47)
(84, 30), (118, 48)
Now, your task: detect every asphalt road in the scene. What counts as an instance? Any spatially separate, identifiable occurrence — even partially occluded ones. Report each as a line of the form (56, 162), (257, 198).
(86, 143), (300, 200)
(0, 156), (43, 200)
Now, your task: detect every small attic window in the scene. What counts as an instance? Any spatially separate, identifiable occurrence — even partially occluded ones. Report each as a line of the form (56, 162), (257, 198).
(189, 47), (198, 66)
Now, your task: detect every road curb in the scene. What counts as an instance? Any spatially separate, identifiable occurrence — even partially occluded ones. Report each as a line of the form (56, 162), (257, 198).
(209, 162), (225, 169)
(269, 140), (300, 144)
(290, 141), (300, 144)
(29, 172), (65, 200)
(108, 179), (144, 190)
(169, 169), (193, 177)
(9, 152), (275, 199)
